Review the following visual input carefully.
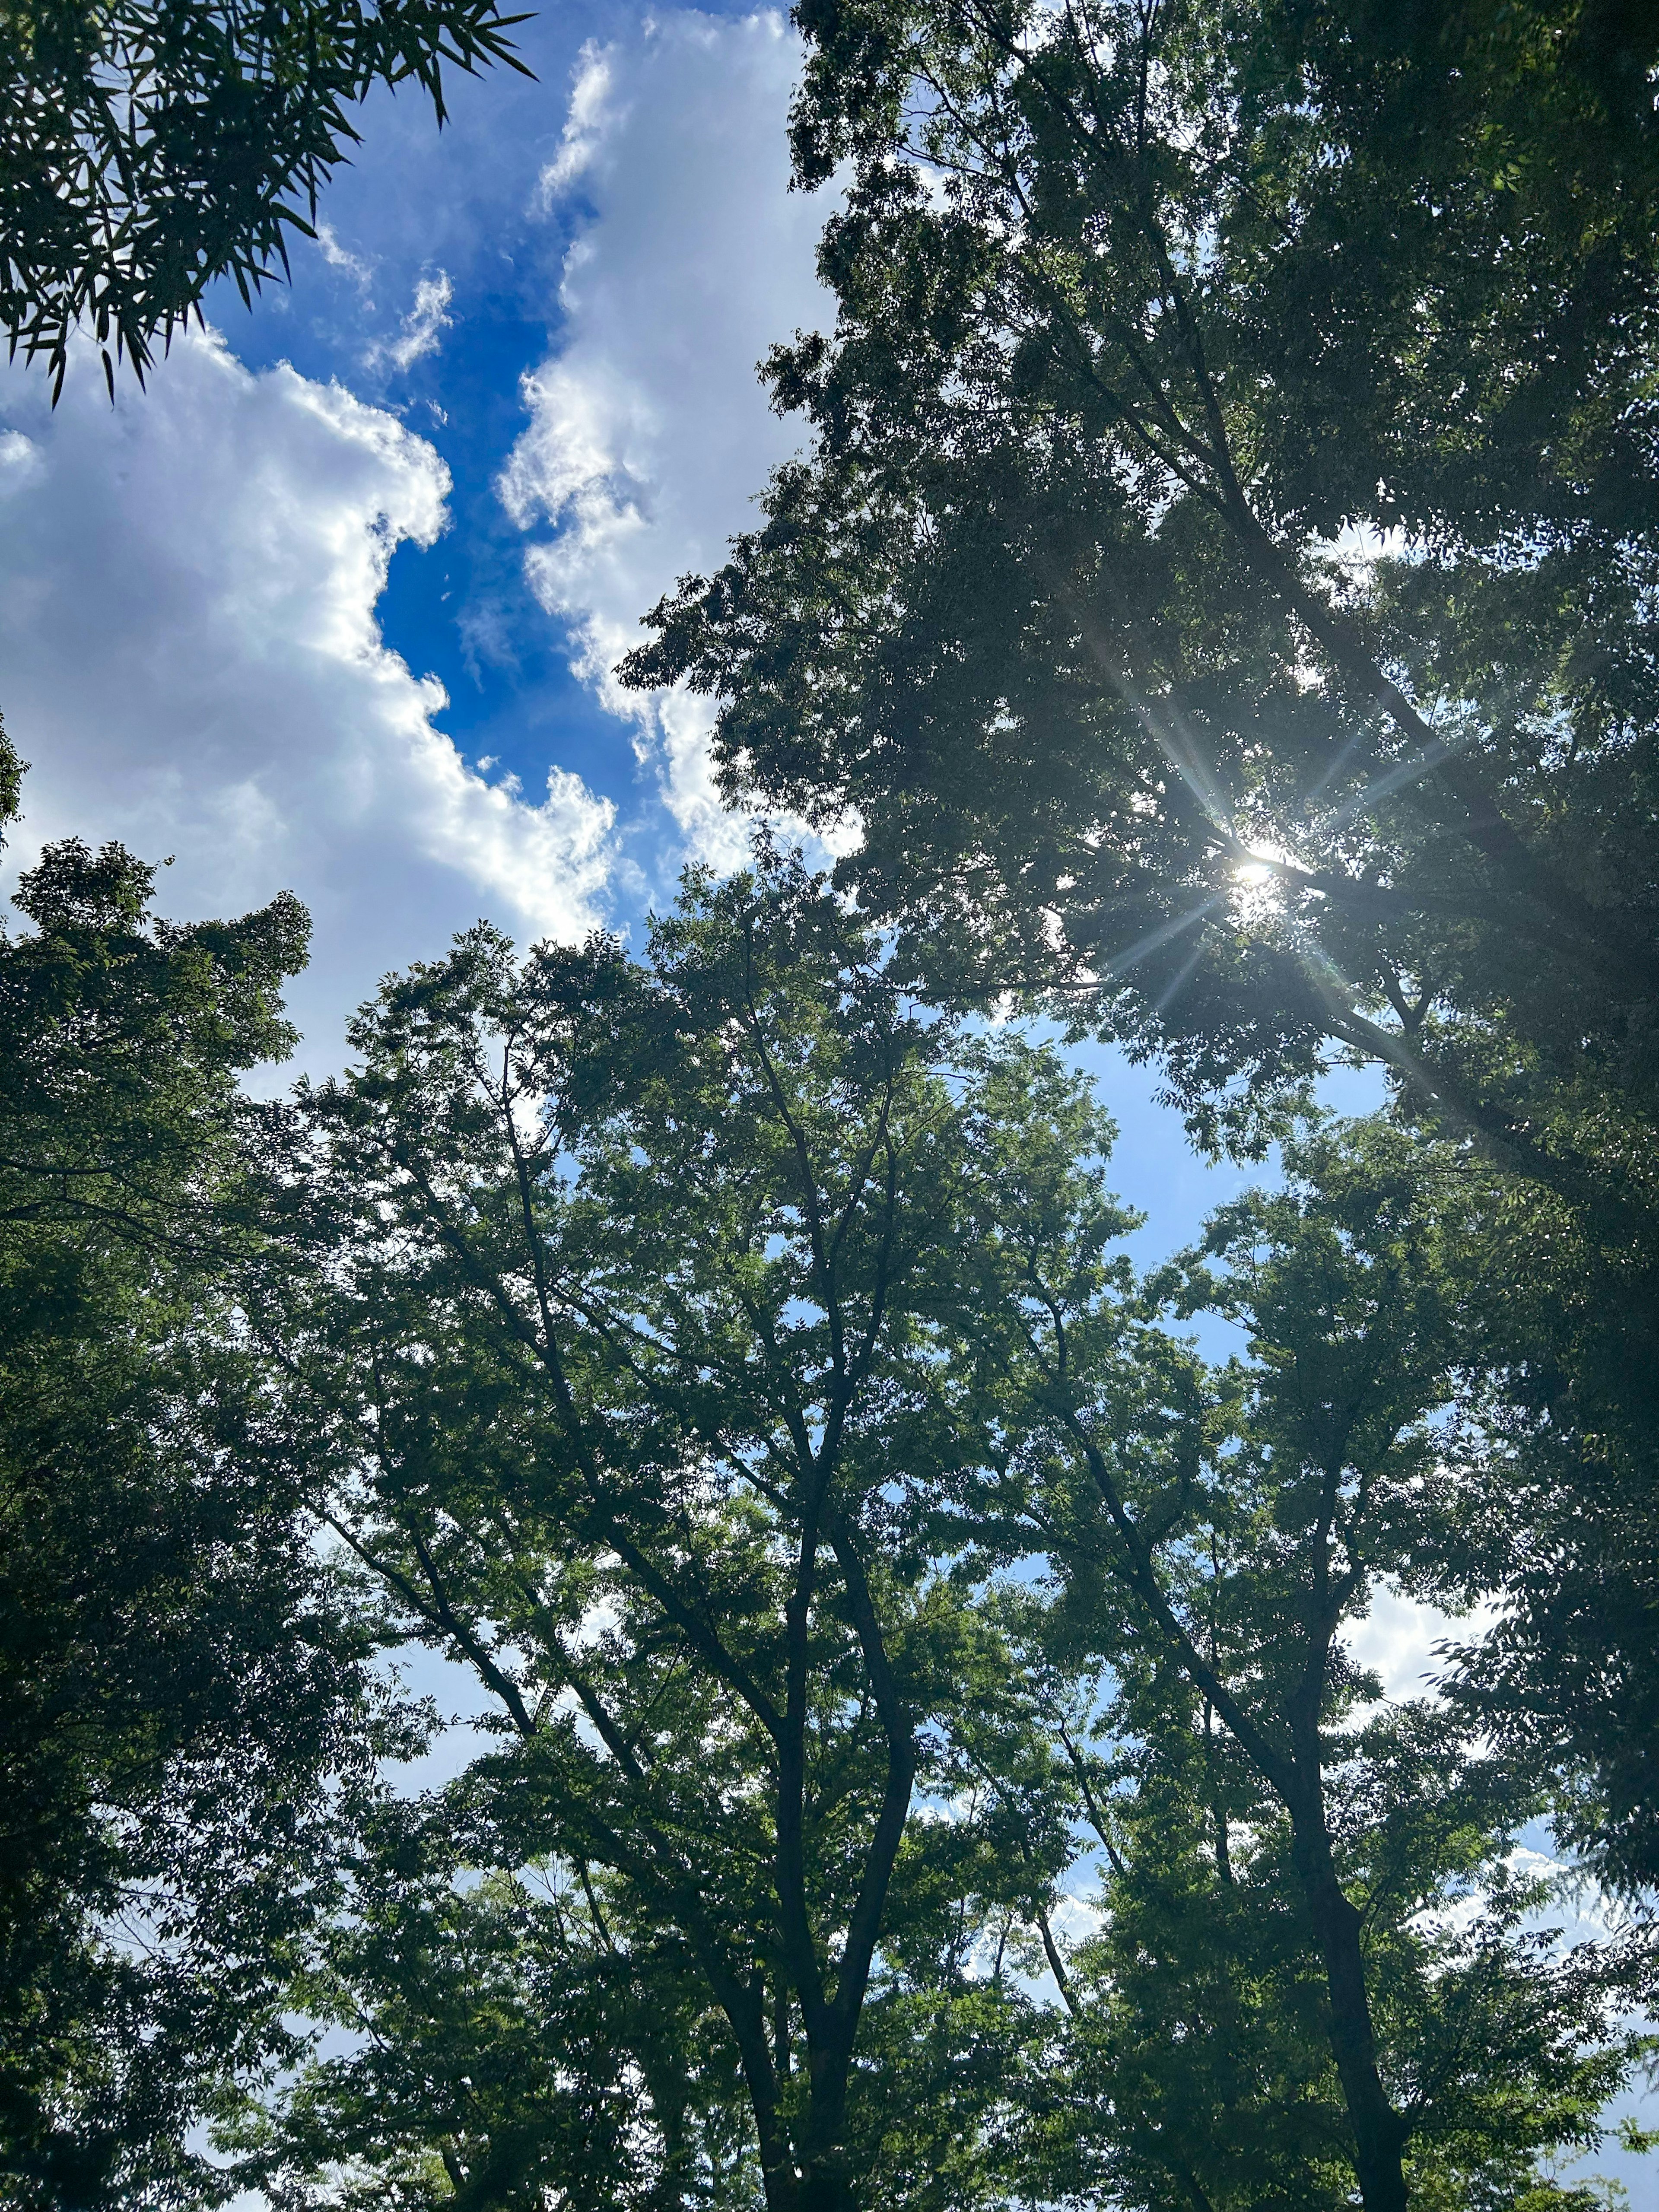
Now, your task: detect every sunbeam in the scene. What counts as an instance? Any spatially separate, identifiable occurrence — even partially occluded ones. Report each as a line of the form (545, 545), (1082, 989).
(1102, 894), (1224, 977)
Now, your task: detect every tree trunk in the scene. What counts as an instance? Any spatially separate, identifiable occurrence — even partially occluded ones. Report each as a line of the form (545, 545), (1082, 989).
(799, 2152), (858, 2212)
(798, 2038), (858, 2212)
(1288, 1814), (1410, 2212)
(718, 1980), (800, 2212)
(754, 2120), (801, 2212)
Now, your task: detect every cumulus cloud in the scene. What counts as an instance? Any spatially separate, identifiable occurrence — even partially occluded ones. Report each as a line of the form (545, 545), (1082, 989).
(0, 330), (616, 1068)
(0, 10), (855, 1074)
(499, 11), (832, 866)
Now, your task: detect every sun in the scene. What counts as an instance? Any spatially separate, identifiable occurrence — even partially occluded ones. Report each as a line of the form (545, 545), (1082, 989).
(1228, 839), (1295, 928)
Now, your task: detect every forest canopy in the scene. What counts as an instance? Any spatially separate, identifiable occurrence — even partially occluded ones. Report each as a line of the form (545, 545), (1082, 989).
(3, 0), (1659, 2208)
(3, 782), (1653, 2210)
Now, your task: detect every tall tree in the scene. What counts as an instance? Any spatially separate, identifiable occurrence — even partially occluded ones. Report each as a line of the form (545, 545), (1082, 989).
(238, 1772), (1045, 2211)
(0, 737), (388, 2208)
(270, 859), (1081, 2211)
(233, 1806), (763, 2212)
(627, 0), (1659, 1163)
(1017, 1675), (1639, 2212)
(621, 0), (1659, 1910)
(955, 1086), (1647, 2212)
(1358, 1135), (1659, 1901)
(0, 0), (530, 395)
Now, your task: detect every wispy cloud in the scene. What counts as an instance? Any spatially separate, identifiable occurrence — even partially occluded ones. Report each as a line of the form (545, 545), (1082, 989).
(537, 40), (617, 203)
(315, 221), (375, 295)
(367, 270), (455, 374)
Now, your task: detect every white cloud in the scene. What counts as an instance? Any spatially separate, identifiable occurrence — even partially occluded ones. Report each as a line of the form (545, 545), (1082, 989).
(0, 429), (39, 481)
(535, 39), (616, 202)
(315, 221), (375, 296)
(0, 10), (853, 1081)
(1346, 1581), (1495, 1705)
(500, 10), (833, 867)
(0, 329), (616, 1070)
(368, 270), (455, 373)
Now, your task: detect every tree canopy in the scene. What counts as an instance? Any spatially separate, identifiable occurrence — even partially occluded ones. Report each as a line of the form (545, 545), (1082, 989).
(0, 734), (392, 2208)
(0, 764), (1649, 2207)
(6, 6), (1659, 2204)
(620, 0), (1659, 1945)
(257, 862), (1087, 2210)
(627, 0), (1659, 1160)
(218, 862), (1649, 2212)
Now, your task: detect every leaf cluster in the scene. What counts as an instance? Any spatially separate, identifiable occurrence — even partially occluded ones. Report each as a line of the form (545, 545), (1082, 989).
(0, 0), (531, 394)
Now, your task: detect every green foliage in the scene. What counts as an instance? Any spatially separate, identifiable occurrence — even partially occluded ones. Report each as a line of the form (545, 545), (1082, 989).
(259, 858), (1093, 2210)
(1224, 1122), (1659, 1901)
(0, 746), (390, 2209)
(0, 0), (531, 395)
(627, 0), (1659, 1154)
(9, 0), (1659, 2145)
(950, 1099), (1650, 2212)
(620, 0), (1659, 1958)
(235, 1809), (754, 2212)
(228, 857), (1650, 2212)
(1020, 1700), (1642, 2212)
(1426, 1183), (1659, 1900)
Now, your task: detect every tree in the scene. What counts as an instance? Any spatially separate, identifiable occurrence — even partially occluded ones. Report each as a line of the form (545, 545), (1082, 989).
(1020, 1683), (1640, 2212)
(240, 1769), (1044, 2211)
(267, 858), (1081, 2211)
(955, 1087), (1647, 2212)
(620, 0), (1659, 1916)
(232, 1803), (761, 2212)
(1032, 1710), (1358, 2212)
(1197, 1120), (1659, 1905)
(1363, 1137), (1659, 1902)
(0, 734), (390, 2208)
(263, 868), (1649, 2212)
(626, 0), (1659, 1163)
(0, 0), (530, 396)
